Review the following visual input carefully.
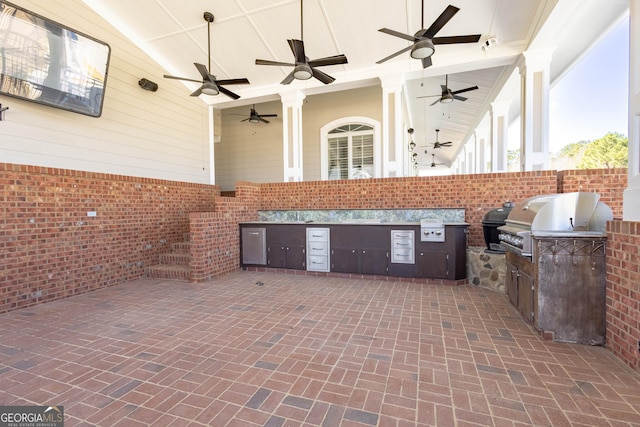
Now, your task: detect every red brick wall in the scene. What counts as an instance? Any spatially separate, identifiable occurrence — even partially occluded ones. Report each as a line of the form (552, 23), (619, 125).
(189, 182), (261, 281)
(0, 163), (218, 313)
(606, 221), (640, 372)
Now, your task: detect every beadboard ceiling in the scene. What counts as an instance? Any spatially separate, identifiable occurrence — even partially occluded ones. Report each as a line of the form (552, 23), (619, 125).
(83, 0), (628, 169)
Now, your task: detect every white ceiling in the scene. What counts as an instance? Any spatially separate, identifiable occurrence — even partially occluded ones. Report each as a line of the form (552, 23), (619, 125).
(84, 0), (629, 170)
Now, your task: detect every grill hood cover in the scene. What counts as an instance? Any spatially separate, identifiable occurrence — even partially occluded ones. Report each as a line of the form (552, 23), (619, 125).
(510, 192), (612, 233)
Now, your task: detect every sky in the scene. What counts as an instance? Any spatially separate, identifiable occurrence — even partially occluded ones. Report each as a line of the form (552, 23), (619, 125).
(548, 17), (629, 153)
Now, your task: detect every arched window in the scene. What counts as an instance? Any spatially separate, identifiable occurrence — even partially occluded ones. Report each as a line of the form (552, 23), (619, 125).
(320, 117), (380, 180)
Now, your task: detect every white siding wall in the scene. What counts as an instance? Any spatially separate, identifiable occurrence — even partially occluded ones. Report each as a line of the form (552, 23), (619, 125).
(216, 101), (285, 190)
(0, 0), (210, 183)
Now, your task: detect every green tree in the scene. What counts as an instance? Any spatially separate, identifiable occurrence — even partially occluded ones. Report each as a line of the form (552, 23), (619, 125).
(577, 132), (628, 169)
(559, 140), (588, 158)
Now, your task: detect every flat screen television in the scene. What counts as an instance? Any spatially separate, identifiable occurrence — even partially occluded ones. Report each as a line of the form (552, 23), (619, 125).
(0, 1), (111, 117)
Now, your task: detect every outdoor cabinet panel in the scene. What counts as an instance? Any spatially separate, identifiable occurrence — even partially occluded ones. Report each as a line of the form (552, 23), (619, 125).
(505, 260), (518, 307)
(360, 248), (389, 275)
(241, 227), (266, 265)
(415, 251), (449, 279)
(331, 248), (359, 273)
(307, 227), (330, 272)
(266, 224), (306, 270)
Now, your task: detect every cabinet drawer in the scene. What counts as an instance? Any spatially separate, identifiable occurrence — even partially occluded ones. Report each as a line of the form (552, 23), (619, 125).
(308, 241), (328, 255)
(307, 229), (329, 242)
(391, 248), (414, 264)
(392, 238), (414, 248)
(308, 255), (329, 271)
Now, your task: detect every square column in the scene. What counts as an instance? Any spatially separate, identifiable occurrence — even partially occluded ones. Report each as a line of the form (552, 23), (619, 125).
(518, 49), (554, 171)
(624, 0), (640, 220)
(490, 101), (511, 172)
(280, 90), (306, 182)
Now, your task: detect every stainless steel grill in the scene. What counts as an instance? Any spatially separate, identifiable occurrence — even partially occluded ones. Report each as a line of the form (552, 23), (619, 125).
(498, 192), (612, 256)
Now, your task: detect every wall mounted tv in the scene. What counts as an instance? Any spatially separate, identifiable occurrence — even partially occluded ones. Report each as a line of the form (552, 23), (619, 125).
(0, 1), (111, 117)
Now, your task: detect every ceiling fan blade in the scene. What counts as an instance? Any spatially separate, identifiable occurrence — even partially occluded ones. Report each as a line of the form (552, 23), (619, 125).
(259, 117), (270, 124)
(281, 71), (296, 85)
(378, 27), (417, 42)
(240, 117), (250, 122)
(421, 56), (432, 68)
(256, 59), (296, 67)
(452, 95), (468, 102)
(260, 114), (278, 118)
(429, 98), (442, 106)
(190, 87), (203, 97)
(451, 85), (478, 95)
(433, 34), (481, 45)
(311, 67), (335, 85)
(163, 74), (203, 84)
(218, 85), (240, 100)
(289, 39), (306, 64)
(308, 54), (348, 67)
(194, 63), (213, 82)
(215, 78), (250, 85)
(416, 94), (442, 99)
(424, 5), (460, 39)
(441, 142), (453, 146)
(376, 45), (412, 64)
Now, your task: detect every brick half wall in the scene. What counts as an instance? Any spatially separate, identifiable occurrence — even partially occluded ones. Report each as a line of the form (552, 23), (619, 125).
(0, 163), (218, 313)
(606, 220), (640, 372)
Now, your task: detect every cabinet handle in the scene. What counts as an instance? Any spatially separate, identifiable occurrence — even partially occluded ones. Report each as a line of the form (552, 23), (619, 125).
(312, 247), (323, 250)
(362, 250), (366, 254)
(352, 249), (356, 253)
(249, 232), (260, 235)
(396, 243), (409, 246)
(311, 234), (323, 238)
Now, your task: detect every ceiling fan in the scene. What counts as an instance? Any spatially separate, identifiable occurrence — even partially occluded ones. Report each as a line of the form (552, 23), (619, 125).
(377, 3), (481, 68)
(163, 12), (249, 99)
(238, 105), (278, 124)
(431, 154), (445, 168)
(431, 129), (453, 149)
(418, 74), (479, 106)
(255, 0), (348, 84)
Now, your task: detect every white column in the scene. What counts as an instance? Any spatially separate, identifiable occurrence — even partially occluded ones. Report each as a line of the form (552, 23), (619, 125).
(490, 101), (511, 173)
(624, 0), (640, 220)
(475, 127), (489, 173)
(280, 90), (306, 182)
(518, 49), (553, 171)
(380, 75), (404, 177)
(208, 105), (216, 184)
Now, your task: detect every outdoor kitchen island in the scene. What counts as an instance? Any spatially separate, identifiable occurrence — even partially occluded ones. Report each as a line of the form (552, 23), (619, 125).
(240, 214), (469, 282)
(498, 192), (613, 345)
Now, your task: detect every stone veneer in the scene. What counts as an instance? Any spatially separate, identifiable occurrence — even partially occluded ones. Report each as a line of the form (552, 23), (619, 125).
(466, 248), (507, 293)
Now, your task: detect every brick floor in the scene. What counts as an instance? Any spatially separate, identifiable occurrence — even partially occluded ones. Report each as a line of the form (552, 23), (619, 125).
(1, 271), (639, 426)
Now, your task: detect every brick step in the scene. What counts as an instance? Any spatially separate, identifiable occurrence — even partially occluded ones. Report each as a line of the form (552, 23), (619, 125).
(159, 252), (190, 265)
(146, 264), (191, 281)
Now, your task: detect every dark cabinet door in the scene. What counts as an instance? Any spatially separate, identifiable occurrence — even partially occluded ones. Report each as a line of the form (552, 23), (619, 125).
(517, 270), (534, 323)
(267, 245), (286, 268)
(415, 251), (449, 279)
(285, 246), (306, 270)
(360, 248), (388, 275)
(331, 248), (359, 273)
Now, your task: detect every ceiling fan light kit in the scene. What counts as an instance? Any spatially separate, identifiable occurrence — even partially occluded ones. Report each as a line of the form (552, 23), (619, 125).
(293, 64), (313, 80)
(377, 3), (481, 68)
(410, 39), (435, 59)
(200, 82), (219, 96)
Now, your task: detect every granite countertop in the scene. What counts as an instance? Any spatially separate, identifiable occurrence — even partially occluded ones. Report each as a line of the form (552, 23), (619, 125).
(240, 221), (469, 226)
